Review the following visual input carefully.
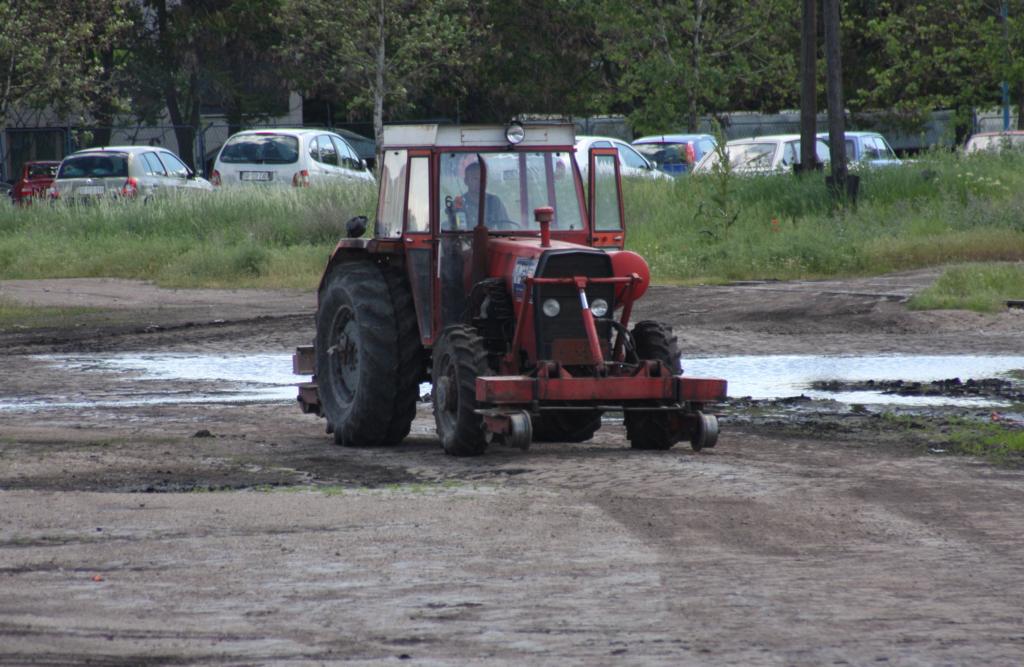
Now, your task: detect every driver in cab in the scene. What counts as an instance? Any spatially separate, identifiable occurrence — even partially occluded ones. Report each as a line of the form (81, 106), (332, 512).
(448, 160), (512, 230)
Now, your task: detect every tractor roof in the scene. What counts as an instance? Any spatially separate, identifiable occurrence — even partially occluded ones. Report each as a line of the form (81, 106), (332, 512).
(382, 123), (576, 149)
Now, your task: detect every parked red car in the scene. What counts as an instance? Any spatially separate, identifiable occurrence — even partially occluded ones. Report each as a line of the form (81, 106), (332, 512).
(11, 160), (60, 205)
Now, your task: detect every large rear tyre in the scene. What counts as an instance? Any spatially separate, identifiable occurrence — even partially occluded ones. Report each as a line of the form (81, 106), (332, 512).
(626, 321), (682, 451)
(432, 325), (490, 456)
(315, 261), (410, 447)
(381, 265), (424, 444)
(532, 410), (602, 443)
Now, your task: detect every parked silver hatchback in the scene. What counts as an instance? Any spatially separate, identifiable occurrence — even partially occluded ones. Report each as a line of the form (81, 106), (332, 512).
(211, 129), (375, 188)
(50, 146), (213, 202)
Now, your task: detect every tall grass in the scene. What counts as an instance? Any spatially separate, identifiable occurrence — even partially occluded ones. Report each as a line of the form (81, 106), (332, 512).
(908, 263), (1024, 312)
(624, 149), (1024, 283)
(1, 150), (1023, 293)
(0, 183), (376, 288)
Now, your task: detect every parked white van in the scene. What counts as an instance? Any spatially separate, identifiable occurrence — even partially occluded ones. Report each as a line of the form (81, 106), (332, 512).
(211, 129), (375, 188)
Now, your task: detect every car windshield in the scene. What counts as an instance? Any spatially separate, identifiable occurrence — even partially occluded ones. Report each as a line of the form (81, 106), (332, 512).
(58, 154), (129, 179)
(634, 143), (687, 166)
(27, 163), (57, 178)
(438, 151), (584, 232)
(219, 134), (300, 164)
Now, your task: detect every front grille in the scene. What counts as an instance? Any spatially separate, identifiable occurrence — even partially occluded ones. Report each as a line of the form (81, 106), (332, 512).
(533, 250), (615, 362)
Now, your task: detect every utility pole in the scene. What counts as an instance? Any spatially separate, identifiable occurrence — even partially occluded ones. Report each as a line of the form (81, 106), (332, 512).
(799, 0), (818, 173)
(1002, 0), (1010, 131)
(823, 0), (850, 200)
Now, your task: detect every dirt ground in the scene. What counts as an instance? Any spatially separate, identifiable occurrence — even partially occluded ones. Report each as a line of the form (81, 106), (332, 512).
(2, 270), (1023, 666)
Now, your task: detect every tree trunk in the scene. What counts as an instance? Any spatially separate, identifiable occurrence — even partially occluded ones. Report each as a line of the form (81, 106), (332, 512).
(798, 0), (817, 173)
(1017, 81), (1024, 130)
(823, 0), (847, 189)
(687, 0), (704, 133)
(373, 0), (386, 154)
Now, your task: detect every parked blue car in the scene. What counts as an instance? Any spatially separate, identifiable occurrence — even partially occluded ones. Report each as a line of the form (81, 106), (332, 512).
(817, 131), (901, 168)
(632, 134), (718, 177)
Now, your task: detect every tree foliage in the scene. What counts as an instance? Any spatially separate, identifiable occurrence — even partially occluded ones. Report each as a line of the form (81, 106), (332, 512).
(0, 0), (134, 129)
(279, 0), (479, 148)
(458, 0), (604, 122)
(844, 1), (1005, 137)
(590, 0), (799, 135)
(6, 0), (1024, 149)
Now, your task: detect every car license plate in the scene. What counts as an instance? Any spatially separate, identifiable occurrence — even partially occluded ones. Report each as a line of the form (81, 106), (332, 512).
(76, 185), (105, 195)
(240, 171), (272, 182)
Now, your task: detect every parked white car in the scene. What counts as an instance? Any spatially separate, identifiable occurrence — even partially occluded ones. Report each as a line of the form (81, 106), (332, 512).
(693, 134), (830, 175)
(819, 131), (901, 167)
(963, 130), (1024, 154)
(50, 146), (213, 202)
(574, 135), (671, 180)
(211, 129), (375, 188)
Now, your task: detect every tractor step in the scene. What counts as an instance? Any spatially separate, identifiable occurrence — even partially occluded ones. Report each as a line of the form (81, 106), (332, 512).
(293, 345), (315, 375)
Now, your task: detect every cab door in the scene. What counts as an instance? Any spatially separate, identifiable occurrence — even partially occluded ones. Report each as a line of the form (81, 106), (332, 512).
(587, 147), (625, 249)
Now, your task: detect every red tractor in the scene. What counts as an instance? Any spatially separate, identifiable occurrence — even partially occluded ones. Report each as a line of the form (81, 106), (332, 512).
(293, 122), (726, 455)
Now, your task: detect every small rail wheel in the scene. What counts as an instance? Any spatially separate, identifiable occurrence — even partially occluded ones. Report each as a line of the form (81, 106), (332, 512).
(690, 412), (719, 452)
(505, 411), (532, 451)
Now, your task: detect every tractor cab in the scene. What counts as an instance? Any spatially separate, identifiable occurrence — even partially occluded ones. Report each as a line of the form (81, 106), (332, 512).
(294, 121), (726, 456)
(368, 122), (625, 344)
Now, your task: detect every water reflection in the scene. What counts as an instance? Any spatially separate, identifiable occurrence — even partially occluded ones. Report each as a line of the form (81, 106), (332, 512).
(685, 355), (1024, 407)
(1, 352), (1022, 412)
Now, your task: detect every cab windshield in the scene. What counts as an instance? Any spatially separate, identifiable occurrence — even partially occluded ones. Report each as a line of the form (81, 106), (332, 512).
(439, 151), (584, 232)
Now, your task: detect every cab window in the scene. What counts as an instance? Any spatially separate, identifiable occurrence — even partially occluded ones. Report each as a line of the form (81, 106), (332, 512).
(376, 150), (407, 238)
(592, 153), (622, 231)
(405, 157), (430, 233)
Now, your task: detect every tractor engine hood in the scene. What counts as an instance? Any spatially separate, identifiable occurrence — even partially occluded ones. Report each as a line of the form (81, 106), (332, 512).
(486, 237), (650, 305)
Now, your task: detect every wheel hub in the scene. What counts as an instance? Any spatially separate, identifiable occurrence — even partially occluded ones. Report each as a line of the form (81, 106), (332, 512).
(436, 376), (455, 412)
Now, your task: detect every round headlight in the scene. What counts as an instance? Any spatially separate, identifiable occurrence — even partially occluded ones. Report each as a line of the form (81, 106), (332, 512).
(542, 298), (561, 317)
(590, 298), (609, 317)
(505, 121), (525, 145)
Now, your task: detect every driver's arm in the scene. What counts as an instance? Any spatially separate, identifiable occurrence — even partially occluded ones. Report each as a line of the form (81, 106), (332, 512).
(486, 193), (512, 226)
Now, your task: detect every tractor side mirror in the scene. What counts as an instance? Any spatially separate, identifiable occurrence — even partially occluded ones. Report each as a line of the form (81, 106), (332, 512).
(346, 215), (368, 238)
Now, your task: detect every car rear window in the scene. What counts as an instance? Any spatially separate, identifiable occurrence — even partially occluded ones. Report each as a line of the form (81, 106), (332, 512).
(58, 154), (129, 179)
(729, 143), (776, 169)
(634, 143), (687, 165)
(219, 134), (300, 164)
(28, 163), (58, 178)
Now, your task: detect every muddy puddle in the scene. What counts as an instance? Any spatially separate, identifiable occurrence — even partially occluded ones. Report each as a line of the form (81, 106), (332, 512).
(2, 353), (1022, 413)
(0, 353), (297, 412)
(685, 355), (1024, 407)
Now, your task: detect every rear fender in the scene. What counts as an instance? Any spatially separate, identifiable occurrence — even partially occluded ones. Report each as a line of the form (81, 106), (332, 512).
(316, 237), (404, 296)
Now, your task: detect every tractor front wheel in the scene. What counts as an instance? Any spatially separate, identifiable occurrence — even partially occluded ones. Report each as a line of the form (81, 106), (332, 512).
(432, 325), (490, 456)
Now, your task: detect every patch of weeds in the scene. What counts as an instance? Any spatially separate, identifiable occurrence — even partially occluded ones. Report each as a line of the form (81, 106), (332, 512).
(0, 297), (103, 330)
(909, 262), (1024, 312)
(947, 423), (1024, 466)
(380, 480), (466, 494)
(694, 120), (740, 242)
